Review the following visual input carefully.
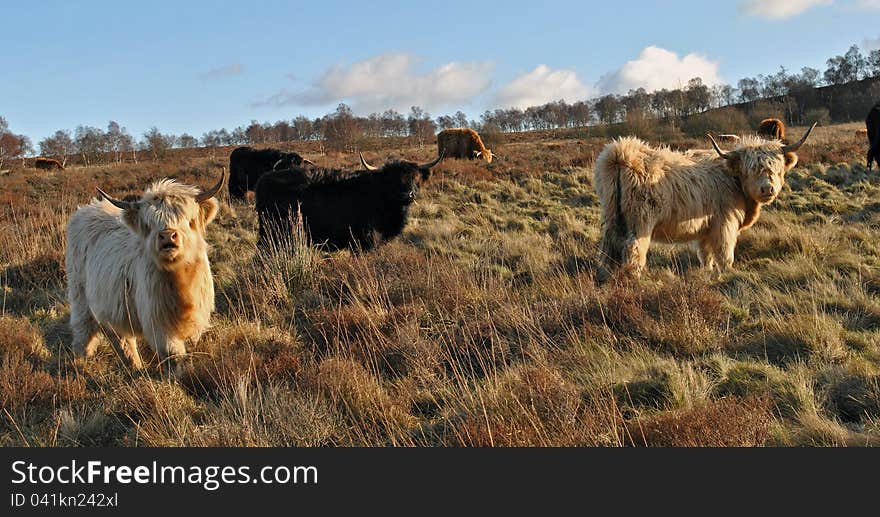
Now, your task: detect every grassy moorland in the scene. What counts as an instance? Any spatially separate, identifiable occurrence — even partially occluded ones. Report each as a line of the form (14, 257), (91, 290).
(1, 123), (878, 446)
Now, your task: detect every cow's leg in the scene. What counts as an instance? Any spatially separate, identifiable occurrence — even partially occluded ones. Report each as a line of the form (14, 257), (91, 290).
(869, 145), (878, 170)
(697, 238), (717, 271)
(148, 328), (188, 378)
(599, 225), (623, 270)
(102, 326), (144, 371)
(715, 221), (738, 272)
(69, 297), (100, 357)
(622, 227), (652, 278)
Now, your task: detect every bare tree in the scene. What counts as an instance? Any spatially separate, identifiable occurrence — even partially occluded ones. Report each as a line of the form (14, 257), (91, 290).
(178, 133), (198, 148)
(435, 114), (456, 131)
(142, 127), (173, 160)
(867, 49), (880, 78)
(104, 121), (133, 163)
(0, 133), (29, 169)
(323, 103), (362, 152)
(408, 106), (436, 148)
(38, 129), (74, 166)
(74, 125), (105, 166)
(824, 46), (865, 85)
(738, 77), (761, 103)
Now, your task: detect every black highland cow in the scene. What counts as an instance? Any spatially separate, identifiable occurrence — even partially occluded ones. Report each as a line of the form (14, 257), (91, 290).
(228, 146), (314, 199)
(867, 102), (880, 171)
(255, 153), (443, 251)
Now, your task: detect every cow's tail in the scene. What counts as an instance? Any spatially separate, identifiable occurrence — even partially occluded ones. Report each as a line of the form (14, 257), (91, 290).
(594, 141), (628, 270)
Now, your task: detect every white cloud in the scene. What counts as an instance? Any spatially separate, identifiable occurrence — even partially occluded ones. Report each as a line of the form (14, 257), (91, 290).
(254, 52), (493, 113)
(596, 46), (722, 95)
(199, 63), (243, 80)
(739, 0), (832, 19)
(494, 65), (592, 108)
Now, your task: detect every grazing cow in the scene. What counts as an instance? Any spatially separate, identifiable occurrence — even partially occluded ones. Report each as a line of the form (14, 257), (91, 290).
(758, 118), (785, 141)
(65, 171), (224, 375)
(255, 153), (443, 251)
(34, 157), (64, 170)
(437, 128), (494, 163)
(228, 146), (314, 199)
(867, 103), (880, 170)
(594, 124), (816, 277)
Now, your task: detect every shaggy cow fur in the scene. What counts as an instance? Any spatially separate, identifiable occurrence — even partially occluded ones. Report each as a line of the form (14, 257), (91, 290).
(758, 118), (785, 141)
(437, 128), (493, 163)
(65, 174), (222, 375)
(34, 157), (64, 170)
(228, 146), (312, 199)
(867, 103), (880, 170)
(594, 128), (814, 277)
(255, 157), (440, 251)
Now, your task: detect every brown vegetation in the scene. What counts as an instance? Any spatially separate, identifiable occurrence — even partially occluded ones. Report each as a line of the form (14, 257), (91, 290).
(1, 123), (879, 446)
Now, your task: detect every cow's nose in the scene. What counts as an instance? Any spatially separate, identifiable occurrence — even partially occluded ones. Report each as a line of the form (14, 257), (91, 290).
(158, 230), (178, 246)
(761, 185), (775, 196)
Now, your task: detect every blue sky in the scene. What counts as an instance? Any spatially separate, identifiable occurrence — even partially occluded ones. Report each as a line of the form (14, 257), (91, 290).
(2, 0), (878, 144)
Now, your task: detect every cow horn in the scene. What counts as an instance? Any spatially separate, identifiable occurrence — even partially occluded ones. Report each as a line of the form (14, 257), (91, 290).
(707, 134), (732, 160)
(96, 188), (135, 210)
(359, 152), (378, 171)
(418, 152), (444, 170)
(302, 158), (315, 166)
(781, 122), (817, 153)
(196, 168), (225, 202)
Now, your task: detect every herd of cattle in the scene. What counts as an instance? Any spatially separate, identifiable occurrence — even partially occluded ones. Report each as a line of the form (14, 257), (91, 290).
(58, 106), (879, 374)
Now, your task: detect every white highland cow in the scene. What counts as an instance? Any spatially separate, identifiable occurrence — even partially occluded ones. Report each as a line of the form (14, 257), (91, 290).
(65, 171), (224, 375)
(593, 124), (815, 277)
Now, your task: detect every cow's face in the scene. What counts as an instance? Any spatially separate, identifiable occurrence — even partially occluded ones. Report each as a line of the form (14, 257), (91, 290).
(474, 149), (493, 163)
(97, 174), (223, 270)
(733, 148), (797, 204)
(709, 124), (815, 205)
(273, 153), (314, 170)
(363, 154), (444, 204)
(392, 164), (428, 204)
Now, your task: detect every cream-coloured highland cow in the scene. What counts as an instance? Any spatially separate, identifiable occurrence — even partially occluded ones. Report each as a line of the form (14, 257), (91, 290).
(594, 124), (816, 277)
(65, 171), (224, 375)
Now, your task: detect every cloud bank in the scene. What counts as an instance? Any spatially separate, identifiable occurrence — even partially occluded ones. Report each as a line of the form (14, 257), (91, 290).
(199, 63), (244, 80)
(738, 0), (832, 19)
(596, 46), (722, 95)
(254, 52), (493, 113)
(494, 65), (592, 108)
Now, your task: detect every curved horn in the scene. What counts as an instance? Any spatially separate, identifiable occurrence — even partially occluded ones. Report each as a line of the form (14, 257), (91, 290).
(706, 134), (732, 160)
(781, 122), (817, 153)
(359, 152), (378, 171)
(96, 188), (135, 210)
(196, 168), (225, 202)
(302, 158), (315, 166)
(418, 152), (444, 170)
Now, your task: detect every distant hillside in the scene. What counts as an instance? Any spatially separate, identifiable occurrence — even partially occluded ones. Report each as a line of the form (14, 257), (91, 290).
(727, 76), (880, 126)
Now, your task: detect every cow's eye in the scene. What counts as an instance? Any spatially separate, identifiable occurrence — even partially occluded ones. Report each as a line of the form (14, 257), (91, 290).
(189, 218), (197, 229)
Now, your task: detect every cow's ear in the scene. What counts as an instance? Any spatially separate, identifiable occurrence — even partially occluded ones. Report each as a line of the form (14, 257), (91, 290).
(199, 198), (220, 226)
(122, 206), (149, 237)
(783, 152), (798, 172)
(723, 152), (742, 177)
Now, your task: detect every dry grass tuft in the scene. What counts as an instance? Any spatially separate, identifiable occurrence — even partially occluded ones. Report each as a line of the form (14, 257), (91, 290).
(624, 396), (773, 447)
